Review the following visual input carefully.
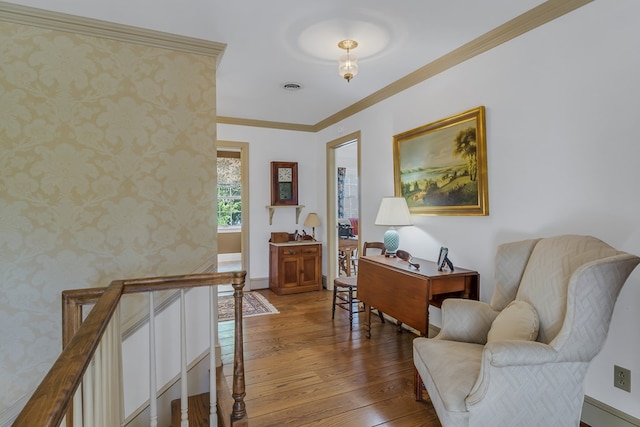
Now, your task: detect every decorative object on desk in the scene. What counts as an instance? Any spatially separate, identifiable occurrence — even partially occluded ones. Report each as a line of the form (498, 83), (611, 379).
(270, 232), (289, 243)
(396, 250), (420, 270)
(270, 161), (298, 206)
(303, 212), (321, 240)
(436, 246), (454, 271)
(218, 292), (279, 322)
(374, 196), (412, 257)
(393, 106), (488, 216)
(436, 246), (447, 267)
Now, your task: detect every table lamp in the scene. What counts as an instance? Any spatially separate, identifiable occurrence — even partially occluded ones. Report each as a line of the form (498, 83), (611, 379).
(374, 197), (412, 256)
(304, 212), (321, 240)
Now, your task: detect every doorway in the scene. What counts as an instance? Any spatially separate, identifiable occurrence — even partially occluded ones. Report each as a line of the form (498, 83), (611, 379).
(326, 131), (360, 290)
(217, 141), (250, 291)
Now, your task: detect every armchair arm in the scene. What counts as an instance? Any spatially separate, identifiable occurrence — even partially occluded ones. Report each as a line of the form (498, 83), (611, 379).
(435, 299), (499, 344)
(482, 340), (559, 367)
(466, 341), (559, 406)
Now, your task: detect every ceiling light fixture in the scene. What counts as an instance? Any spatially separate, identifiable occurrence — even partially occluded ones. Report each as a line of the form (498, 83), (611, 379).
(338, 39), (358, 83)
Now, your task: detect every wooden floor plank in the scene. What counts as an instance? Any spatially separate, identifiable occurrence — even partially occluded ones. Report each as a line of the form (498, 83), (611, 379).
(218, 288), (440, 426)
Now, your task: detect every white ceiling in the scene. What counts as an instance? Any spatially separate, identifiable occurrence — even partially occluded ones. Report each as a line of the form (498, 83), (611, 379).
(210, 0), (546, 126)
(5, 0), (549, 126)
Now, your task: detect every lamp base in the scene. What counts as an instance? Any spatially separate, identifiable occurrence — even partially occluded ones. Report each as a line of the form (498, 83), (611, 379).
(383, 227), (400, 256)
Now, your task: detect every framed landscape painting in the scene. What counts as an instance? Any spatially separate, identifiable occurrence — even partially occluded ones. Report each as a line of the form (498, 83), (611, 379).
(393, 106), (489, 216)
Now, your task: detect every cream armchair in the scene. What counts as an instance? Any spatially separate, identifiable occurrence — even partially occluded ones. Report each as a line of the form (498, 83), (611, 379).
(413, 235), (640, 427)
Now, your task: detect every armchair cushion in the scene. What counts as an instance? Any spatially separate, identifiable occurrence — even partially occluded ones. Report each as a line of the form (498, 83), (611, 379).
(413, 339), (484, 413)
(487, 300), (539, 343)
(436, 299), (499, 344)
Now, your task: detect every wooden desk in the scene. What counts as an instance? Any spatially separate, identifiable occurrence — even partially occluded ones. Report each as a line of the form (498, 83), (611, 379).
(338, 238), (358, 276)
(357, 255), (479, 338)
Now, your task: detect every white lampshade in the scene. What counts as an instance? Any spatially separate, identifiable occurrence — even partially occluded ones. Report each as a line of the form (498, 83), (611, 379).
(304, 212), (321, 239)
(374, 197), (412, 255)
(374, 197), (412, 226)
(304, 212), (321, 227)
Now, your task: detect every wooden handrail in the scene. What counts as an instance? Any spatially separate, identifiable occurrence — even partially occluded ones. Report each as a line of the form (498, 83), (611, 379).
(13, 271), (247, 427)
(14, 281), (124, 426)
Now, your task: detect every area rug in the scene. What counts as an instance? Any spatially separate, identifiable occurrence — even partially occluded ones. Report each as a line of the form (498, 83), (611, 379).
(218, 292), (279, 322)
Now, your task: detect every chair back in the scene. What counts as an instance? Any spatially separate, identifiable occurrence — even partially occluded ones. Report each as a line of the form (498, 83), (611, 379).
(513, 236), (638, 354)
(362, 241), (386, 256)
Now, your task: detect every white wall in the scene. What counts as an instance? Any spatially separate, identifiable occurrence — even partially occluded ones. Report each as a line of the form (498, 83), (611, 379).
(316, 0), (640, 418)
(0, 12), (220, 419)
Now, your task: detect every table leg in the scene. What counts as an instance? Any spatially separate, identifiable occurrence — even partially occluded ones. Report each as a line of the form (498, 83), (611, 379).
(425, 305), (430, 337)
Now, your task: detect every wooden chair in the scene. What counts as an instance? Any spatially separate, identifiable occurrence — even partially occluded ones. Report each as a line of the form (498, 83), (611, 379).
(338, 247), (359, 276)
(332, 241), (386, 330)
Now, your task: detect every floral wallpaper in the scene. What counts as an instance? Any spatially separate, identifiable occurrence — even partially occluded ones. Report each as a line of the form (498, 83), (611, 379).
(0, 20), (219, 414)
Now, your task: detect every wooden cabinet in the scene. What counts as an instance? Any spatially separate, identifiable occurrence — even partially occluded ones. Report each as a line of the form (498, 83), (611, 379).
(269, 242), (322, 295)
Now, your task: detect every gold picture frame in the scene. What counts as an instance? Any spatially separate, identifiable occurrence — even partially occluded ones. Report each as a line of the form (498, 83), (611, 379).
(393, 106), (488, 216)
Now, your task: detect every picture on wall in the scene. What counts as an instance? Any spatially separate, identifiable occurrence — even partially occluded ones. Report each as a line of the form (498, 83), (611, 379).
(393, 106), (489, 216)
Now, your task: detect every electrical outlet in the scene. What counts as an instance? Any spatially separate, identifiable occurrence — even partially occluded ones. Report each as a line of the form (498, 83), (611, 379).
(614, 365), (631, 392)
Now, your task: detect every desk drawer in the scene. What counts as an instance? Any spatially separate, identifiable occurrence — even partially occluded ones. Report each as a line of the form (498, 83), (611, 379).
(431, 276), (465, 295)
(279, 245), (318, 257)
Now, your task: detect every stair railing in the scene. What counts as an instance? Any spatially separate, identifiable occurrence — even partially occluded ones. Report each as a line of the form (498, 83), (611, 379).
(13, 271), (247, 427)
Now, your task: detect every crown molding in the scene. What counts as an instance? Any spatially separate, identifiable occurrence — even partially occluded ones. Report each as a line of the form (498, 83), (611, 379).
(0, 1), (226, 62)
(217, 116), (316, 133)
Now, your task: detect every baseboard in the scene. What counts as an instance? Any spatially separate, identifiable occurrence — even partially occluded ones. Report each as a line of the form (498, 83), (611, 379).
(582, 395), (640, 427)
(249, 276), (268, 290)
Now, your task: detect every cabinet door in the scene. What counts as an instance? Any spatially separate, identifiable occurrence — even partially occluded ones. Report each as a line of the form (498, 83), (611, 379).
(279, 249), (300, 288)
(299, 255), (318, 286)
(298, 245), (319, 286)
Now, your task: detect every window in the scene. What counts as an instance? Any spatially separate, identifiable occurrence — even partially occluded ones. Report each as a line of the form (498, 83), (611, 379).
(217, 152), (241, 228)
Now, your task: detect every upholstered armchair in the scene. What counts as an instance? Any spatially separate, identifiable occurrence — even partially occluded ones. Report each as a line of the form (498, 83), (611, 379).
(413, 235), (640, 427)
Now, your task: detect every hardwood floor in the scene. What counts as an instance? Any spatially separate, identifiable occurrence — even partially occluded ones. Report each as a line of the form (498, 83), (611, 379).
(218, 288), (440, 427)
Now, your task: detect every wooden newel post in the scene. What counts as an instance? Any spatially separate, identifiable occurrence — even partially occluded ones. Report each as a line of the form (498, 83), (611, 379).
(231, 280), (247, 425)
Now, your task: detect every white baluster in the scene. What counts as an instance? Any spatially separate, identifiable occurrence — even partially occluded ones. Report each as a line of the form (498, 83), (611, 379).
(72, 381), (83, 426)
(149, 292), (158, 427)
(180, 289), (188, 426)
(83, 359), (94, 427)
(209, 285), (218, 426)
(94, 344), (103, 427)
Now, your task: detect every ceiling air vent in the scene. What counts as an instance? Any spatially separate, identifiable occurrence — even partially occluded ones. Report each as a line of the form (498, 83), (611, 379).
(282, 82), (303, 91)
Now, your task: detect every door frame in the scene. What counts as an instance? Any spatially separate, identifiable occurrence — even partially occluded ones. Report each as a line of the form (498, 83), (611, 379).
(217, 140), (250, 288)
(325, 131), (361, 290)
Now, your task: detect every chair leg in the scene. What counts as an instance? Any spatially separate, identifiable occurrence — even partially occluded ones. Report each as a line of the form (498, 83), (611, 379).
(332, 285), (337, 319)
(414, 367), (424, 401)
(348, 287), (354, 330)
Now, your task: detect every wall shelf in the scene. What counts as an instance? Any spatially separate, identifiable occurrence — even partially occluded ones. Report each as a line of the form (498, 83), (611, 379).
(266, 205), (305, 225)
